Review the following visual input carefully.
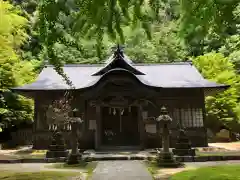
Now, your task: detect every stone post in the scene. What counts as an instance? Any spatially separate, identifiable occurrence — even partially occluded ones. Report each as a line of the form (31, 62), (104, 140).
(67, 109), (84, 164)
(162, 124), (170, 153)
(156, 106), (172, 153)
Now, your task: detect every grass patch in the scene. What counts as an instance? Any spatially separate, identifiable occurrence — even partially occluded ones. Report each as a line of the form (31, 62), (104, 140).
(14, 149), (46, 158)
(15, 149), (47, 155)
(144, 160), (160, 175)
(170, 165), (240, 180)
(0, 149), (47, 160)
(118, 152), (133, 155)
(0, 154), (21, 160)
(196, 151), (240, 156)
(0, 171), (79, 180)
(17, 154), (45, 159)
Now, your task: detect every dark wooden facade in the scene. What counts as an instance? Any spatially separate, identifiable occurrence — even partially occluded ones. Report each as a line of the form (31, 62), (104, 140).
(32, 77), (207, 150)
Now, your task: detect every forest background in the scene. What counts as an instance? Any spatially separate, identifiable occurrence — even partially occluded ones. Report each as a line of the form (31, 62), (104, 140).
(1, 0), (240, 138)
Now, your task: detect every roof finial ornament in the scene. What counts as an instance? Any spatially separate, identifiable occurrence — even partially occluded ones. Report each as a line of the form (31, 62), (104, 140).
(111, 44), (125, 57)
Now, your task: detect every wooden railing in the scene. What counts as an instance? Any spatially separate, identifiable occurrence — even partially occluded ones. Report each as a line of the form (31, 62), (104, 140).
(11, 129), (33, 145)
(10, 128), (73, 149)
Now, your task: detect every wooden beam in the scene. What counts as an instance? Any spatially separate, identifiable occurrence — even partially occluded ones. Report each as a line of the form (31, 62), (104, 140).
(138, 105), (145, 150)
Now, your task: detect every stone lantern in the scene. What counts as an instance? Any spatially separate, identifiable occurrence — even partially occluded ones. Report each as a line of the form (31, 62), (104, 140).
(156, 106), (182, 167)
(67, 109), (84, 164)
(156, 106), (172, 153)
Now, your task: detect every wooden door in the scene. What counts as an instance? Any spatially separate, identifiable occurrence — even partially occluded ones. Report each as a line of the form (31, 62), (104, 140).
(101, 107), (121, 146)
(120, 107), (139, 145)
(101, 107), (139, 146)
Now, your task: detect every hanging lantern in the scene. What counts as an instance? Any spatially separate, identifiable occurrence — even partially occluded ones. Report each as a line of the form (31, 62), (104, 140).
(113, 108), (116, 115)
(128, 106), (131, 112)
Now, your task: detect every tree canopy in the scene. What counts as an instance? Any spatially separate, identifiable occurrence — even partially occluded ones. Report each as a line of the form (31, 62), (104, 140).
(193, 53), (240, 132)
(0, 1), (39, 130)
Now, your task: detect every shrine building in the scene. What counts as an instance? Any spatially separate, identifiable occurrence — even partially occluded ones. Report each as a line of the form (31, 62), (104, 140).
(13, 47), (228, 150)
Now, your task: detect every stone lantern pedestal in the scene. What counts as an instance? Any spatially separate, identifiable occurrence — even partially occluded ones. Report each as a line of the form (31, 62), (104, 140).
(156, 107), (182, 168)
(46, 131), (69, 158)
(156, 152), (181, 168)
(172, 128), (196, 156)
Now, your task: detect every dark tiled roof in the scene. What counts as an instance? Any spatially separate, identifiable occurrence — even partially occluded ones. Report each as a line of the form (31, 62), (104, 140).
(13, 62), (228, 90)
(13, 46), (228, 91)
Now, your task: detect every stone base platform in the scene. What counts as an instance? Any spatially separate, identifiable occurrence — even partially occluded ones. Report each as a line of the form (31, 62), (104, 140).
(0, 149), (240, 163)
(82, 149), (153, 161)
(81, 149), (240, 162)
(45, 150), (69, 158)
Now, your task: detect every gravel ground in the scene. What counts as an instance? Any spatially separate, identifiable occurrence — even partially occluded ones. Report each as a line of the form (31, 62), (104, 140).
(209, 142), (240, 151)
(0, 163), (86, 180)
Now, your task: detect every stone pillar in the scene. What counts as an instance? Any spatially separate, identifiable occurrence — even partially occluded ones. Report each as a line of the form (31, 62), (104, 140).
(71, 121), (79, 155)
(156, 106), (182, 167)
(162, 124), (170, 153)
(67, 117), (83, 164)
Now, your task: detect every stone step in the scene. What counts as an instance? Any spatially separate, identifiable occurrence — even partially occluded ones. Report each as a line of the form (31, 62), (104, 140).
(82, 154), (152, 161)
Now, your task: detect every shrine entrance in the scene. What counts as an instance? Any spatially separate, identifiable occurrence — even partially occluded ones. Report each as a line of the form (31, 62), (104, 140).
(101, 106), (140, 146)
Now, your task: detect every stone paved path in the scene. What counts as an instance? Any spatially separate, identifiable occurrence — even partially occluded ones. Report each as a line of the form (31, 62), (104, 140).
(91, 161), (152, 180)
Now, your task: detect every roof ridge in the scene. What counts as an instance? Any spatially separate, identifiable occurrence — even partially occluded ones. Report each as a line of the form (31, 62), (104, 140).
(45, 64), (104, 67)
(45, 61), (192, 67)
(133, 62), (192, 66)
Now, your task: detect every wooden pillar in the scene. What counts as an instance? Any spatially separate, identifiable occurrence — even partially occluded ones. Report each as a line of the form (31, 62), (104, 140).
(95, 106), (101, 150)
(83, 100), (88, 132)
(32, 96), (38, 149)
(138, 105), (145, 150)
(201, 89), (208, 147)
(33, 97), (38, 133)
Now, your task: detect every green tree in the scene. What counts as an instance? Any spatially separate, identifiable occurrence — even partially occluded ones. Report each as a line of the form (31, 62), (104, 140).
(34, 0), (186, 66)
(0, 1), (38, 129)
(124, 21), (186, 63)
(36, 0), (167, 85)
(193, 53), (240, 132)
(51, 21), (187, 64)
(219, 35), (240, 73)
(180, 0), (240, 56)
